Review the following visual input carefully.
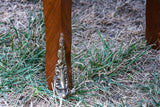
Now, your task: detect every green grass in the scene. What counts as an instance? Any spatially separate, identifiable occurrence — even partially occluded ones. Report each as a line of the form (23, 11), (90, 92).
(71, 31), (159, 106)
(0, 10), (159, 107)
(0, 10), (49, 105)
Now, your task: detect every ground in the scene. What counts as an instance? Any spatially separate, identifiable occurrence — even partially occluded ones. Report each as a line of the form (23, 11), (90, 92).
(0, 0), (160, 106)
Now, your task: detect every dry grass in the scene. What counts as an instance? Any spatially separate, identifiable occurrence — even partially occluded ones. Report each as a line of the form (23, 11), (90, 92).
(0, 0), (160, 106)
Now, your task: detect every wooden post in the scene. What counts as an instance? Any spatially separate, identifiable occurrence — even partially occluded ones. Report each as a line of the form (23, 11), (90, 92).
(146, 0), (160, 49)
(43, 0), (72, 90)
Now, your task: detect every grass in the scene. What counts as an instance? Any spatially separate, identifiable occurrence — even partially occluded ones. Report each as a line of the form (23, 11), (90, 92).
(0, 10), (48, 105)
(71, 31), (159, 106)
(0, 8), (160, 107)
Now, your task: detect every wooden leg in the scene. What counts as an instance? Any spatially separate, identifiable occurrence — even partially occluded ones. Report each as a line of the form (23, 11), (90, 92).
(43, 0), (72, 90)
(146, 0), (160, 49)
(62, 0), (72, 90)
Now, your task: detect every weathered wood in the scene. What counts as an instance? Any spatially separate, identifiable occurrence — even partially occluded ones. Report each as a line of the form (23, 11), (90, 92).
(146, 0), (160, 49)
(43, 0), (72, 90)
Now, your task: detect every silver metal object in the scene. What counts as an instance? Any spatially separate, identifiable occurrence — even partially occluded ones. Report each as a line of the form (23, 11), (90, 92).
(54, 33), (69, 98)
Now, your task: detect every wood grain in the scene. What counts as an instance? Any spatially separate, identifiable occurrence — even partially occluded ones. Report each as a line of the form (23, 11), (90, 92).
(43, 0), (72, 90)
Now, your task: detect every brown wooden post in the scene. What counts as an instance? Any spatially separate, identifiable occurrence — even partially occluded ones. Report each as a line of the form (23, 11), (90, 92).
(43, 0), (72, 90)
(146, 0), (160, 49)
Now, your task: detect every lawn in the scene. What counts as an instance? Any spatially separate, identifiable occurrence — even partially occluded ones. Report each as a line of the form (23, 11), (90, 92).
(0, 0), (159, 106)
